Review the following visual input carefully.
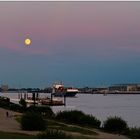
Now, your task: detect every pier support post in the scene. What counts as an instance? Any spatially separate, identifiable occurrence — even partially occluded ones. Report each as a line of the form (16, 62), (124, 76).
(24, 93), (26, 100)
(18, 93), (20, 99)
(64, 95), (66, 106)
(51, 93), (53, 105)
(36, 93), (39, 101)
(32, 93), (36, 106)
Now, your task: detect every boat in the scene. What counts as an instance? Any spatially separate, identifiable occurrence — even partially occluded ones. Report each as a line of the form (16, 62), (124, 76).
(52, 83), (79, 97)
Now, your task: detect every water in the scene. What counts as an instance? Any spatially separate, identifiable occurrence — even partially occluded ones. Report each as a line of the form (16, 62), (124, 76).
(0, 92), (140, 127)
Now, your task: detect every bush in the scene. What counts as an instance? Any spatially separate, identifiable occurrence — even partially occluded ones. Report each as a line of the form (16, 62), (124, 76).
(125, 127), (140, 138)
(36, 129), (72, 139)
(0, 96), (10, 103)
(55, 110), (101, 128)
(0, 96), (24, 112)
(27, 106), (55, 118)
(0, 96), (10, 108)
(9, 103), (23, 112)
(21, 111), (46, 131)
(103, 116), (128, 133)
(19, 98), (27, 110)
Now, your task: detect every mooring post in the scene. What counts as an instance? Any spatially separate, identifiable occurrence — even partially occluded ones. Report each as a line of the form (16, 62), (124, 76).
(64, 95), (66, 106)
(36, 93), (39, 100)
(51, 93), (53, 105)
(27, 93), (28, 99)
(32, 92), (36, 106)
(24, 92), (26, 100)
(18, 93), (20, 99)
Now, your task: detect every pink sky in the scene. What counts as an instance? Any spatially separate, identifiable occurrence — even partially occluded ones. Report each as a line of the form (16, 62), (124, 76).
(1, 2), (140, 87)
(0, 2), (140, 55)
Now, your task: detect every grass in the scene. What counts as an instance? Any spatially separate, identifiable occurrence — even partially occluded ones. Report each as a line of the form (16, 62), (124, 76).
(47, 119), (98, 136)
(36, 129), (72, 139)
(15, 115), (98, 138)
(124, 127), (140, 138)
(0, 131), (35, 139)
(60, 126), (97, 135)
(15, 116), (21, 123)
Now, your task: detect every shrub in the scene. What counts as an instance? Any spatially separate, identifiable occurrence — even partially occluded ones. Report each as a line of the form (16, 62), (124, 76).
(0, 96), (10, 103)
(0, 101), (9, 108)
(103, 116), (128, 133)
(55, 110), (101, 128)
(0, 96), (10, 108)
(0, 96), (24, 112)
(36, 129), (72, 139)
(9, 103), (23, 112)
(21, 111), (46, 131)
(82, 114), (101, 128)
(19, 98), (27, 110)
(27, 106), (55, 118)
(125, 127), (140, 138)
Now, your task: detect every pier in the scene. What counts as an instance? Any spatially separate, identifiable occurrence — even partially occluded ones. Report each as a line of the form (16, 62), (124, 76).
(18, 90), (66, 106)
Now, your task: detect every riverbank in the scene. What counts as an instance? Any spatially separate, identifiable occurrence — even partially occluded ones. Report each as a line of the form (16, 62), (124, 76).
(1, 92), (140, 127)
(0, 107), (127, 139)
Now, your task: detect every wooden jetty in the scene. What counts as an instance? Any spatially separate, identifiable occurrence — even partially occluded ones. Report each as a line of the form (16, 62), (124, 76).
(18, 90), (66, 106)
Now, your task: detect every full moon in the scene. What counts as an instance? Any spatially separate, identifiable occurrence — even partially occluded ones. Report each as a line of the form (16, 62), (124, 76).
(25, 38), (31, 45)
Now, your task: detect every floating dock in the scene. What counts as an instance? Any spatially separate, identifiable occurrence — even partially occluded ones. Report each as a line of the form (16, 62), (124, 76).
(18, 91), (66, 106)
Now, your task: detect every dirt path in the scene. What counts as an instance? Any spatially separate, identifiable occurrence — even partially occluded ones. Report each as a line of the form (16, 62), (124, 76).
(70, 127), (128, 139)
(64, 130), (127, 139)
(93, 129), (127, 139)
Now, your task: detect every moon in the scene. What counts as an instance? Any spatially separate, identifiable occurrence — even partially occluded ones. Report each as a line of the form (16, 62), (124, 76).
(25, 38), (31, 45)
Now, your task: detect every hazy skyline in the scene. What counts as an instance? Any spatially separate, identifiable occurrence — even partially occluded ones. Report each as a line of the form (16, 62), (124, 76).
(0, 2), (140, 88)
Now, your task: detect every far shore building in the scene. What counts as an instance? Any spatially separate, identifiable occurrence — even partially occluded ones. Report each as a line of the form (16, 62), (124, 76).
(109, 84), (140, 91)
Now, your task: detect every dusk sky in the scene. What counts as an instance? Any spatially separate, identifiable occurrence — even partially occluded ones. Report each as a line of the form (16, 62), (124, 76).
(0, 2), (140, 88)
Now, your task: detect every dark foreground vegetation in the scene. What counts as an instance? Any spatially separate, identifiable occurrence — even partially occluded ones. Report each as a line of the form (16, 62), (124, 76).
(102, 116), (140, 138)
(18, 106), (140, 139)
(0, 96), (140, 138)
(27, 105), (55, 118)
(125, 127), (140, 138)
(0, 96), (23, 112)
(0, 131), (35, 139)
(103, 116), (128, 133)
(37, 129), (72, 139)
(21, 111), (46, 131)
(55, 110), (101, 128)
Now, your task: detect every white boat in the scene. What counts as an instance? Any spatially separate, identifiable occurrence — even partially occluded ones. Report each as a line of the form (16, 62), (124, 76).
(52, 83), (79, 97)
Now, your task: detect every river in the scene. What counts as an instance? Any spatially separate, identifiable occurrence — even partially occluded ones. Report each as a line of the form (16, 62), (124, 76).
(0, 92), (140, 127)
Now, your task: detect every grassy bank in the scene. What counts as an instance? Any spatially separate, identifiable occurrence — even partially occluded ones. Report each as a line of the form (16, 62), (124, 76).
(0, 97), (138, 139)
(47, 119), (98, 138)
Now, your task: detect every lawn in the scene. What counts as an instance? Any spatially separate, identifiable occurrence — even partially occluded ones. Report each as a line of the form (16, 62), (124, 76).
(47, 119), (98, 138)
